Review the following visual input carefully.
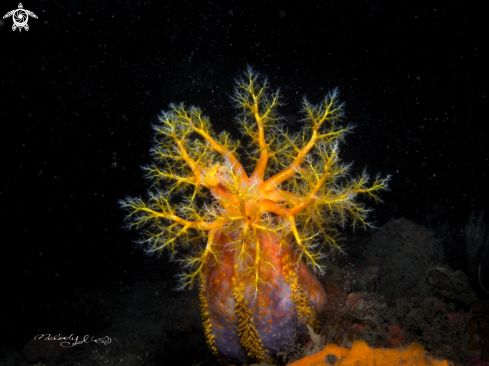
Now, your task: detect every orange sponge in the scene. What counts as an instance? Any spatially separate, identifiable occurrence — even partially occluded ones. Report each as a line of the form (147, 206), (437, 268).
(287, 340), (452, 366)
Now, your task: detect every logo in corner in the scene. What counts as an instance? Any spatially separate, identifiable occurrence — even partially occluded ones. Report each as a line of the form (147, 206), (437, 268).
(3, 3), (38, 32)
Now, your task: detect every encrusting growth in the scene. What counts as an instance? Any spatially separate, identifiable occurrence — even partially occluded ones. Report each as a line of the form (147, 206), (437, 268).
(120, 68), (389, 365)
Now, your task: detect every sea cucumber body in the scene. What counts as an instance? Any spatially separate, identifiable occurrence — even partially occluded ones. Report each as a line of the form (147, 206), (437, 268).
(203, 232), (327, 364)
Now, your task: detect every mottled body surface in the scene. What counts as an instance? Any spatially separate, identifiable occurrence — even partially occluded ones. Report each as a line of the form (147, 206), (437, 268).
(203, 232), (327, 364)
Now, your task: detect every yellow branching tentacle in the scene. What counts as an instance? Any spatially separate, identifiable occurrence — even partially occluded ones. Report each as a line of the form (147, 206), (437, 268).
(120, 67), (389, 294)
(189, 111), (247, 181)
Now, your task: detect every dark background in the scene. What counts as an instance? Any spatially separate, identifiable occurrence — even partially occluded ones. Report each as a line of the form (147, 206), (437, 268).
(1, 0), (487, 355)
